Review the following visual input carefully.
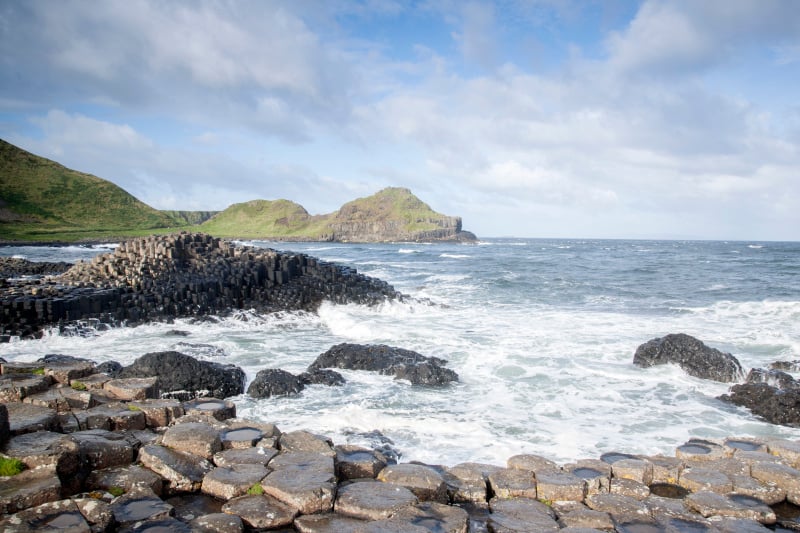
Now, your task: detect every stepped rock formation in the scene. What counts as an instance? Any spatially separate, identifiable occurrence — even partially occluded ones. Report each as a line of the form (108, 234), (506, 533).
(0, 232), (401, 340)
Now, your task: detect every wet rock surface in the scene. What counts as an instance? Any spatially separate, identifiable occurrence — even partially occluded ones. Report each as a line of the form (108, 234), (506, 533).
(2, 355), (800, 532)
(308, 343), (459, 385)
(1, 232), (402, 339)
(633, 333), (744, 382)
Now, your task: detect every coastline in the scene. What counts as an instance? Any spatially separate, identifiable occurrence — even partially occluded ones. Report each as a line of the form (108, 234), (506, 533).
(2, 357), (799, 531)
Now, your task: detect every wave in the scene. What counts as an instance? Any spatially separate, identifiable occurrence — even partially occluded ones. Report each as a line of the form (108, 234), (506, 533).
(439, 253), (470, 259)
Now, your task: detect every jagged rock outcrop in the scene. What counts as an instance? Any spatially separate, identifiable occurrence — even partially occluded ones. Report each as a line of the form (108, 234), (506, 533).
(633, 333), (744, 383)
(720, 367), (800, 427)
(116, 351), (246, 400)
(0, 232), (401, 340)
(308, 343), (459, 386)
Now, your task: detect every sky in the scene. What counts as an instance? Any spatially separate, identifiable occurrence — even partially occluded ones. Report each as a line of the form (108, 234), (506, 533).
(1, 0), (799, 240)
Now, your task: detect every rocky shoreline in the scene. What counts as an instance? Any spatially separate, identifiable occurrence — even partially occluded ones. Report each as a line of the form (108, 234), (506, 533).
(2, 352), (800, 532)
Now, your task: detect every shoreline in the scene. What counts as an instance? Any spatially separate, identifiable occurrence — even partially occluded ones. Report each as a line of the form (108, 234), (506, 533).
(2, 356), (800, 531)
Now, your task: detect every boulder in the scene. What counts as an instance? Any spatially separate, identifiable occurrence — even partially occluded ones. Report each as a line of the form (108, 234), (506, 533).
(719, 383), (800, 427)
(117, 351), (245, 400)
(633, 333), (744, 382)
(335, 444), (388, 480)
(308, 343), (458, 385)
(486, 468), (537, 500)
(299, 368), (346, 387)
(246, 368), (304, 398)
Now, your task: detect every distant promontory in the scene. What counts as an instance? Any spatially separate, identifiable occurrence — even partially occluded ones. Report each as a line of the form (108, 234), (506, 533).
(0, 139), (476, 243)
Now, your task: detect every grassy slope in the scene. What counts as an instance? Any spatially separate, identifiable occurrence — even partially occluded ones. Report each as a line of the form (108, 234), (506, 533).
(0, 139), (178, 241)
(333, 187), (449, 231)
(201, 188), (453, 240)
(200, 199), (331, 239)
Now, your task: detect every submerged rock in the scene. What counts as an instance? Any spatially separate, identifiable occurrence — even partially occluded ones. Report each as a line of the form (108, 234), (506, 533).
(308, 343), (459, 386)
(633, 333), (744, 382)
(720, 383), (800, 427)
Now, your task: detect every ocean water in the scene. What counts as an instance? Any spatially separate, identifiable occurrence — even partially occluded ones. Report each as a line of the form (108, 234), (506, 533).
(2, 238), (800, 466)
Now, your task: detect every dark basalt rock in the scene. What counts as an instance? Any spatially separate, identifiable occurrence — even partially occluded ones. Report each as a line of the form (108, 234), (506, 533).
(298, 369), (346, 387)
(308, 343), (459, 386)
(118, 351), (245, 400)
(246, 369), (304, 399)
(633, 333), (744, 382)
(720, 383), (800, 427)
(96, 361), (124, 377)
(746, 368), (798, 390)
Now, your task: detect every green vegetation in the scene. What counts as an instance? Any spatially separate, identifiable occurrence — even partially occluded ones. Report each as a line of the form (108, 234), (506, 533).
(0, 139), (180, 242)
(71, 381), (88, 391)
(201, 199), (329, 239)
(108, 486), (125, 497)
(246, 483), (264, 495)
(201, 187), (457, 241)
(31, 367), (45, 375)
(1, 139), (468, 242)
(0, 456), (26, 476)
(127, 404), (141, 411)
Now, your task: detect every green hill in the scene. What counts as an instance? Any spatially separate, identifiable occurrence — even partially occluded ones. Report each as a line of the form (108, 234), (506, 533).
(0, 139), (178, 241)
(202, 187), (474, 242)
(200, 199), (330, 239)
(0, 139), (476, 243)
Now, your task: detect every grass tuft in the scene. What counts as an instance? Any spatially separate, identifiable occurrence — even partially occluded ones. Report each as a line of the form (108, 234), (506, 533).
(0, 456), (26, 476)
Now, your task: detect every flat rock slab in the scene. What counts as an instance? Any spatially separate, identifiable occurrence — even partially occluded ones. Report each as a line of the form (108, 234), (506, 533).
(0, 498), (91, 533)
(127, 398), (184, 427)
(386, 501), (470, 533)
(23, 387), (96, 412)
(293, 513), (367, 533)
(684, 491), (776, 524)
(487, 468), (537, 500)
(43, 359), (96, 384)
(0, 373), (52, 403)
(261, 452), (337, 513)
(278, 430), (335, 456)
(0, 464), (62, 514)
(5, 401), (60, 434)
(183, 398), (237, 421)
(335, 481), (419, 520)
(557, 506), (615, 530)
(335, 444), (388, 480)
(535, 470), (587, 502)
(71, 429), (137, 470)
(104, 376), (159, 401)
(751, 461), (800, 504)
(2, 430), (81, 477)
(111, 490), (174, 525)
(82, 403), (147, 431)
(86, 464), (164, 497)
(221, 494), (297, 529)
(487, 498), (559, 532)
(213, 446), (278, 468)
(507, 454), (559, 474)
(117, 517), (192, 532)
(221, 426), (264, 449)
(162, 422), (222, 459)
(189, 512), (244, 533)
(612, 458), (654, 485)
(139, 444), (214, 494)
(585, 493), (652, 524)
(377, 463), (449, 502)
(202, 463), (269, 500)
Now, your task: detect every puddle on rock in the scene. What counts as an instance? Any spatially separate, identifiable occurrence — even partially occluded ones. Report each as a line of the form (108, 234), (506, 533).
(649, 483), (689, 499)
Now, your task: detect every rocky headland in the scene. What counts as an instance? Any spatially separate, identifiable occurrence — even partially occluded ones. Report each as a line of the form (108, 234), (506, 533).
(0, 232), (401, 340)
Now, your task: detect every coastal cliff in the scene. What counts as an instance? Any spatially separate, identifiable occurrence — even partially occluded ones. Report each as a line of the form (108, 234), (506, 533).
(201, 187), (478, 243)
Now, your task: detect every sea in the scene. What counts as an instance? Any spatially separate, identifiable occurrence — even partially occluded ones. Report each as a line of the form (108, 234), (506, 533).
(2, 238), (800, 466)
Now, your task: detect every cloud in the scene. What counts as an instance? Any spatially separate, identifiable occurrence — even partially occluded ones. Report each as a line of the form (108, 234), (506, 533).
(605, 0), (800, 77)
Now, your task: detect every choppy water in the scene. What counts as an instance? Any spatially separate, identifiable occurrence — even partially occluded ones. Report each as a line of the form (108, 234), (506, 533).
(2, 239), (800, 465)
